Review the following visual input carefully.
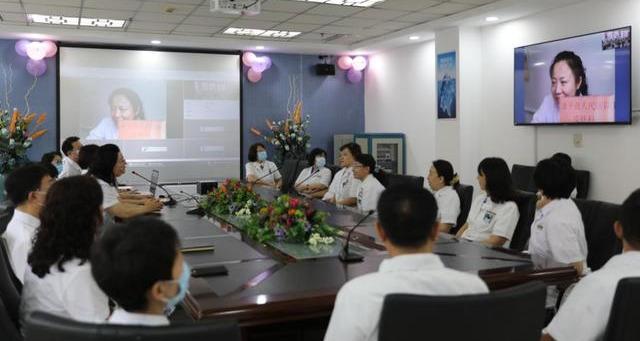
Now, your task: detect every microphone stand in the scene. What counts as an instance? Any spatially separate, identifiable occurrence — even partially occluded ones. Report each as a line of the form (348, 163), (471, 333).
(180, 190), (205, 216)
(131, 171), (177, 207)
(247, 164), (283, 190)
(292, 167), (321, 193)
(339, 210), (375, 263)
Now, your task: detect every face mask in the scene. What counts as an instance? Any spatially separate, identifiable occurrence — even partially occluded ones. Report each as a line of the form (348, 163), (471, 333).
(162, 261), (191, 316)
(257, 151), (268, 161)
(55, 163), (63, 174)
(315, 157), (326, 168)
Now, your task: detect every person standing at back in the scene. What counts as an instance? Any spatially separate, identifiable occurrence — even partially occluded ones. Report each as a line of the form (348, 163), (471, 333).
(58, 136), (83, 178)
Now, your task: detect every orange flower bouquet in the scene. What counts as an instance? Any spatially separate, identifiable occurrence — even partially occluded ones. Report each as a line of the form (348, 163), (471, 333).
(0, 108), (47, 173)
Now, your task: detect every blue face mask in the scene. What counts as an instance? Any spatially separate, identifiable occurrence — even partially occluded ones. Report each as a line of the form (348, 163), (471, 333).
(315, 157), (326, 168)
(257, 150), (268, 161)
(55, 163), (63, 174)
(163, 261), (190, 316)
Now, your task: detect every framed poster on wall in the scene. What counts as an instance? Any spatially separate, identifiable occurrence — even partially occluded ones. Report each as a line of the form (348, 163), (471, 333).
(437, 51), (457, 119)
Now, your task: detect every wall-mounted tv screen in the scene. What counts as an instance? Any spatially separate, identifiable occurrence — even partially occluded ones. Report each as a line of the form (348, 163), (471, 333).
(514, 26), (631, 125)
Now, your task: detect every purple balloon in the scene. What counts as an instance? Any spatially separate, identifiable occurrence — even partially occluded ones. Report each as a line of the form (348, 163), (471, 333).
(15, 40), (30, 57)
(26, 59), (47, 77)
(347, 68), (362, 83)
(251, 57), (269, 73)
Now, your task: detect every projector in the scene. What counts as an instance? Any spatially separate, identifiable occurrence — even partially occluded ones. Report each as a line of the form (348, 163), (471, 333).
(316, 63), (336, 76)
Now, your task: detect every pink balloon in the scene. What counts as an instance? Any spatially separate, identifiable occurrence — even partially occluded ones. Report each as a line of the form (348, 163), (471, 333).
(337, 56), (353, 70)
(347, 68), (362, 83)
(251, 56), (269, 73)
(247, 68), (262, 83)
(26, 42), (47, 61)
(42, 41), (57, 58)
(15, 40), (30, 57)
(352, 56), (367, 71)
(26, 59), (47, 77)
(242, 52), (257, 67)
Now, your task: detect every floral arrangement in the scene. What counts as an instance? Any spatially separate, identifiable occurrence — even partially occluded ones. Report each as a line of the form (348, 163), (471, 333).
(245, 194), (336, 244)
(250, 101), (311, 162)
(0, 108), (47, 174)
(200, 178), (263, 217)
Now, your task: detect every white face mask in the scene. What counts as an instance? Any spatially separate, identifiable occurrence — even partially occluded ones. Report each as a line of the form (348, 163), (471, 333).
(315, 157), (326, 168)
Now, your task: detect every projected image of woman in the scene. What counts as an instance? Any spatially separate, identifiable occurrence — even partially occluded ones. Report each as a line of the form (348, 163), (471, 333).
(531, 51), (589, 123)
(87, 88), (146, 140)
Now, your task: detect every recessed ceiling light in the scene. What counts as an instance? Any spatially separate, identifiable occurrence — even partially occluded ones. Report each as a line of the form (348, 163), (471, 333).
(294, 0), (385, 7)
(29, 14), (126, 28)
(224, 27), (300, 38)
(485, 16), (499, 22)
(150, 40), (162, 45)
(256, 46), (265, 50)
(409, 36), (420, 40)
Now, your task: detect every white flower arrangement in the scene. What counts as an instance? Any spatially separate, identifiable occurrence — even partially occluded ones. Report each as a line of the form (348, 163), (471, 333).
(308, 233), (334, 246)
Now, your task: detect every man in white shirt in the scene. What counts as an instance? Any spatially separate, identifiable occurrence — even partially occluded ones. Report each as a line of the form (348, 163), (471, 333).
(323, 143), (362, 207)
(352, 154), (385, 213)
(324, 185), (489, 341)
(2, 164), (53, 283)
(542, 189), (640, 341)
(58, 136), (83, 179)
(92, 217), (189, 326)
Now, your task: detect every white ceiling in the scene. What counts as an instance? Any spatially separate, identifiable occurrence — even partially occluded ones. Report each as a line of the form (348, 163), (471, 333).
(0, 0), (589, 54)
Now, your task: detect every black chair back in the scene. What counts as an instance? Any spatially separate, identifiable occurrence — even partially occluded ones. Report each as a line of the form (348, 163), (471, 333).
(0, 206), (14, 235)
(326, 164), (341, 179)
(574, 199), (622, 271)
(510, 190), (537, 251)
(24, 311), (241, 341)
(575, 170), (590, 199)
(511, 164), (537, 193)
(604, 277), (640, 341)
(0, 237), (21, 329)
(0, 296), (22, 341)
(385, 174), (423, 189)
(453, 184), (473, 234)
(379, 281), (546, 341)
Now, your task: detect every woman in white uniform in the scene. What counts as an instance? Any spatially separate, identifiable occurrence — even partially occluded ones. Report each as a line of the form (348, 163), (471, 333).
(322, 143), (362, 207)
(20, 176), (110, 324)
(245, 143), (282, 188)
(427, 159), (461, 233)
(456, 157), (519, 248)
(295, 148), (332, 198)
(353, 153), (385, 213)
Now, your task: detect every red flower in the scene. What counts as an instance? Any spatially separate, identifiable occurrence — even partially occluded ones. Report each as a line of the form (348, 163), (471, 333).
(289, 198), (299, 209)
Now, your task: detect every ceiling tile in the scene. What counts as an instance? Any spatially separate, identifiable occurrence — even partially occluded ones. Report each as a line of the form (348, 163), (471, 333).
(192, 5), (242, 18)
(0, 12), (26, 23)
(133, 12), (186, 23)
(0, 2), (23, 12)
(127, 20), (177, 32)
(23, 0), (81, 6)
(452, 0), (497, 4)
(226, 19), (281, 30)
(314, 25), (362, 35)
(83, 0), (142, 11)
(330, 17), (382, 28)
(182, 15), (235, 26)
(304, 4), (364, 17)
(260, 0), (317, 13)
(138, 2), (197, 15)
(423, 2), (475, 15)
(293, 32), (325, 41)
(271, 23), (322, 32)
(287, 14), (341, 25)
(371, 21), (415, 31)
(353, 8), (407, 20)
(23, 4), (80, 16)
(172, 23), (223, 34)
(395, 11), (442, 23)
(250, 10), (297, 22)
(374, 0), (442, 11)
(145, 0), (203, 5)
(81, 9), (135, 20)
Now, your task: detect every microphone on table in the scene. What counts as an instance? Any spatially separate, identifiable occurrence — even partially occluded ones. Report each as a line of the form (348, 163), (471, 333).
(131, 171), (177, 207)
(180, 190), (205, 216)
(339, 210), (375, 263)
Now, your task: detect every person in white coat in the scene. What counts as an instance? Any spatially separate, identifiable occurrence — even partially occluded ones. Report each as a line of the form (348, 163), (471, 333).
(352, 154), (385, 213)
(427, 159), (461, 233)
(58, 136), (83, 179)
(245, 143), (282, 188)
(323, 143), (362, 207)
(295, 148), (332, 198)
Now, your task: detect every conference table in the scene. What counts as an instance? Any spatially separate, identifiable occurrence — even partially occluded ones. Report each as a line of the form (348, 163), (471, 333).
(160, 187), (577, 327)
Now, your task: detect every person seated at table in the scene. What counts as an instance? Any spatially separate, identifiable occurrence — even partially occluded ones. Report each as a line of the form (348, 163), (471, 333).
(353, 154), (385, 213)
(541, 188), (640, 341)
(323, 185), (489, 341)
(78, 144), (99, 174)
(295, 148), (332, 198)
(20, 176), (109, 324)
(88, 144), (163, 223)
(551, 152), (578, 198)
(92, 217), (189, 325)
(58, 136), (83, 179)
(456, 157), (519, 247)
(427, 159), (461, 233)
(40, 151), (62, 176)
(529, 158), (588, 276)
(2, 164), (54, 283)
(245, 143), (281, 188)
(322, 143), (362, 207)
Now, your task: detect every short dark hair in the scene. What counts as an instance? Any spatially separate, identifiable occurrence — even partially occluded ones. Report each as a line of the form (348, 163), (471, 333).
(4, 164), (50, 205)
(354, 153), (375, 174)
(432, 159), (458, 187)
(550, 51), (589, 96)
(28, 176), (103, 278)
(109, 88), (145, 119)
(307, 148), (327, 166)
(41, 163), (59, 178)
(534, 158), (576, 199)
(339, 142), (361, 158)
(552, 152), (572, 167)
(78, 144), (99, 170)
(91, 217), (179, 311)
(40, 151), (61, 164)
(377, 185), (438, 248)
(88, 144), (120, 185)
(61, 136), (80, 157)
(478, 157), (515, 203)
(248, 143), (266, 162)
(620, 189), (640, 249)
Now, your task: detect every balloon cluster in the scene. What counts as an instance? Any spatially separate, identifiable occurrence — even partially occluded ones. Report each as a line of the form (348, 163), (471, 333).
(337, 56), (367, 83)
(14, 40), (57, 77)
(242, 52), (272, 83)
